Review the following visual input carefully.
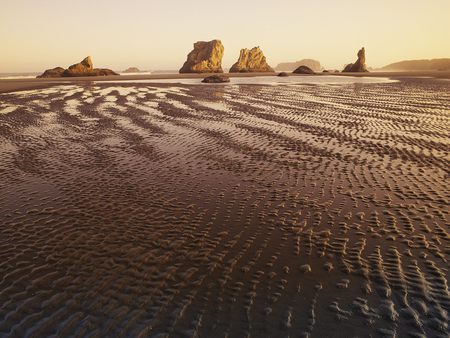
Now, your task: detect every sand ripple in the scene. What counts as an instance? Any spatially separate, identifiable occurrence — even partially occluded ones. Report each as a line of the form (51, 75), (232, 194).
(0, 78), (449, 337)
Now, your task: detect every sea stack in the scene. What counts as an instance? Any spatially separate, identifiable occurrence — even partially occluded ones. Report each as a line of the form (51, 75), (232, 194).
(229, 47), (274, 73)
(343, 47), (369, 72)
(37, 56), (118, 78)
(179, 40), (224, 73)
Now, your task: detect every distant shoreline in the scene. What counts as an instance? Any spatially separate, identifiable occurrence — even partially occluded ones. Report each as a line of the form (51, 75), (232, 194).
(0, 71), (448, 94)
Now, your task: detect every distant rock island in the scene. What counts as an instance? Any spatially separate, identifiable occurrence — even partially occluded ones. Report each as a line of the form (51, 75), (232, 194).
(37, 56), (118, 78)
(380, 58), (450, 71)
(229, 47), (274, 73)
(180, 40), (224, 73)
(343, 48), (369, 72)
(123, 67), (142, 73)
(276, 59), (322, 72)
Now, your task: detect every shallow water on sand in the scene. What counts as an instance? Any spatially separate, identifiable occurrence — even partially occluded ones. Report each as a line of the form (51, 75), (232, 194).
(96, 75), (397, 86)
(0, 78), (449, 337)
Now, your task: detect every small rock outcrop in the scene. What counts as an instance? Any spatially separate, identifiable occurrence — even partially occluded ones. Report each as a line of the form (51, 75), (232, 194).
(278, 72), (289, 77)
(229, 47), (274, 73)
(343, 47), (369, 72)
(37, 56), (118, 78)
(293, 65), (315, 74)
(37, 67), (65, 78)
(202, 75), (230, 83)
(88, 68), (119, 76)
(180, 40), (224, 73)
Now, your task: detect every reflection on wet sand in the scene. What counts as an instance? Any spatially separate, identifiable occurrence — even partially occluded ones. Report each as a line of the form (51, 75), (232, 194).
(0, 77), (449, 337)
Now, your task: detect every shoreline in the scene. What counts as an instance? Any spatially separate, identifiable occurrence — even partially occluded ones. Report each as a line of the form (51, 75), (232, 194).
(0, 70), (449, 94)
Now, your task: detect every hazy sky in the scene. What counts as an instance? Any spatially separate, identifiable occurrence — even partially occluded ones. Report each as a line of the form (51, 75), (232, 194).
(1, 0), (449, 72)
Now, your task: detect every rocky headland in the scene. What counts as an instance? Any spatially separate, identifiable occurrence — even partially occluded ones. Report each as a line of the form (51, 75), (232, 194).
(380, 58), (450, 71)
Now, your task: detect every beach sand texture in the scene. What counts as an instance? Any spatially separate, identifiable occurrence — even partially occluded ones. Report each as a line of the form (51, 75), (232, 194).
(0, 77), (449, 337)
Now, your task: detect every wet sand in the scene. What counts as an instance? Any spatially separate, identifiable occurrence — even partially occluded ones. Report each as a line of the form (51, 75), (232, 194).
(0, 76), (449, 337)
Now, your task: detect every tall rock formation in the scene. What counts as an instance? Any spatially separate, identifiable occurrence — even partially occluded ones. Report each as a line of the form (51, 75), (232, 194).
(37, 56), (118, 78)
(229, 47), (274, 73)
(179, 40), (224, 73)
(343, 48), (369, 72)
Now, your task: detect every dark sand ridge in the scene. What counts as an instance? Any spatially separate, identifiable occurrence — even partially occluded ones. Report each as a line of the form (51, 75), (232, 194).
(0, 77), (449, 336)
(0, 70), (449, 94)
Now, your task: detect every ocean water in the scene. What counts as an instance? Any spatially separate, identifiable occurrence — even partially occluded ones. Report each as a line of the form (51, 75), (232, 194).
(0, 72), (40, 80)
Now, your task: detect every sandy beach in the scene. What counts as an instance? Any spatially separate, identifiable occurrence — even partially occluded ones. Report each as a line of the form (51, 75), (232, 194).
(0, 74), (449, 337)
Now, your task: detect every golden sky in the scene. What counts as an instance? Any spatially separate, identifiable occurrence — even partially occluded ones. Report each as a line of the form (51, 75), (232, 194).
(1, 0), (449, 72)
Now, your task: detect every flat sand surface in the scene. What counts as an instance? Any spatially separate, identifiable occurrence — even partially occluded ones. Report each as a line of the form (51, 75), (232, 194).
(0, 76), (449, 337)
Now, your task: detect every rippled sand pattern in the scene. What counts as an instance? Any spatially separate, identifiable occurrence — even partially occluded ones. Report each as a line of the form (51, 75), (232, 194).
(0, 79), (449, 338)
